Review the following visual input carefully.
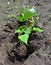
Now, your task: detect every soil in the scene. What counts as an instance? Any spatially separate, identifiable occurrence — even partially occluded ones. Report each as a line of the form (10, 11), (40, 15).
(0, 0), (51, 65)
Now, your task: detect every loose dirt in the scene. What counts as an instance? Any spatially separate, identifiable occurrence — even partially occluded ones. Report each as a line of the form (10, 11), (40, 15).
(0, 0), (51, 65)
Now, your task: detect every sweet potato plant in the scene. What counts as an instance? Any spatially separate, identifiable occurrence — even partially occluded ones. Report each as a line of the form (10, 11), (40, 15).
(15, 6), (44, 45)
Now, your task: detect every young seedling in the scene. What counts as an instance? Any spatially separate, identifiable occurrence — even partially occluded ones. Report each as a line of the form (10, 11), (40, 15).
(15, 6), (44, 45)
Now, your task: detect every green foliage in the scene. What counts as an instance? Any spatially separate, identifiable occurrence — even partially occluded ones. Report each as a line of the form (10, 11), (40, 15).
(33, 27), (44, 32)
(30, 17), (35, 27)
(18, 34), (29, 45)
(15, 26), (32, 45)
(24, 27), (32, 34)
(17, 6), (36, 22)
(15, 6), (44, 45)
(15, 26), (32, 34)
(15, 26), (26, 34)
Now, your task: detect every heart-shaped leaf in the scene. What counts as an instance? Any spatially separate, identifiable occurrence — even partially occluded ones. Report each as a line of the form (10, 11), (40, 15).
(18, 34), (29, 45)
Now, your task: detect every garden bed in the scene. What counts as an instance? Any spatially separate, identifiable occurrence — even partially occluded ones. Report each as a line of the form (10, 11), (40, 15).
(0, 0), (51, 65)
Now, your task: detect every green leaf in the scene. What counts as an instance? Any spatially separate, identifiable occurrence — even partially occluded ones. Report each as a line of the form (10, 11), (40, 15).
(15, 26), (26, 33)
(17, 6), (37, 22)
(15, 29), (21, 33)
(24, 27), (32, 34)
(18, 34), (29, 45)
(23, 8), (36, 20)
(17, 15), (24, 22)
(33, 27), (44, 32)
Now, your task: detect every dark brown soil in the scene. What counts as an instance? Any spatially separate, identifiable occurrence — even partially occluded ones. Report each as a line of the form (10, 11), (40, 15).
(0, 16), (50, 65)
(0, 0), (51, 65)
